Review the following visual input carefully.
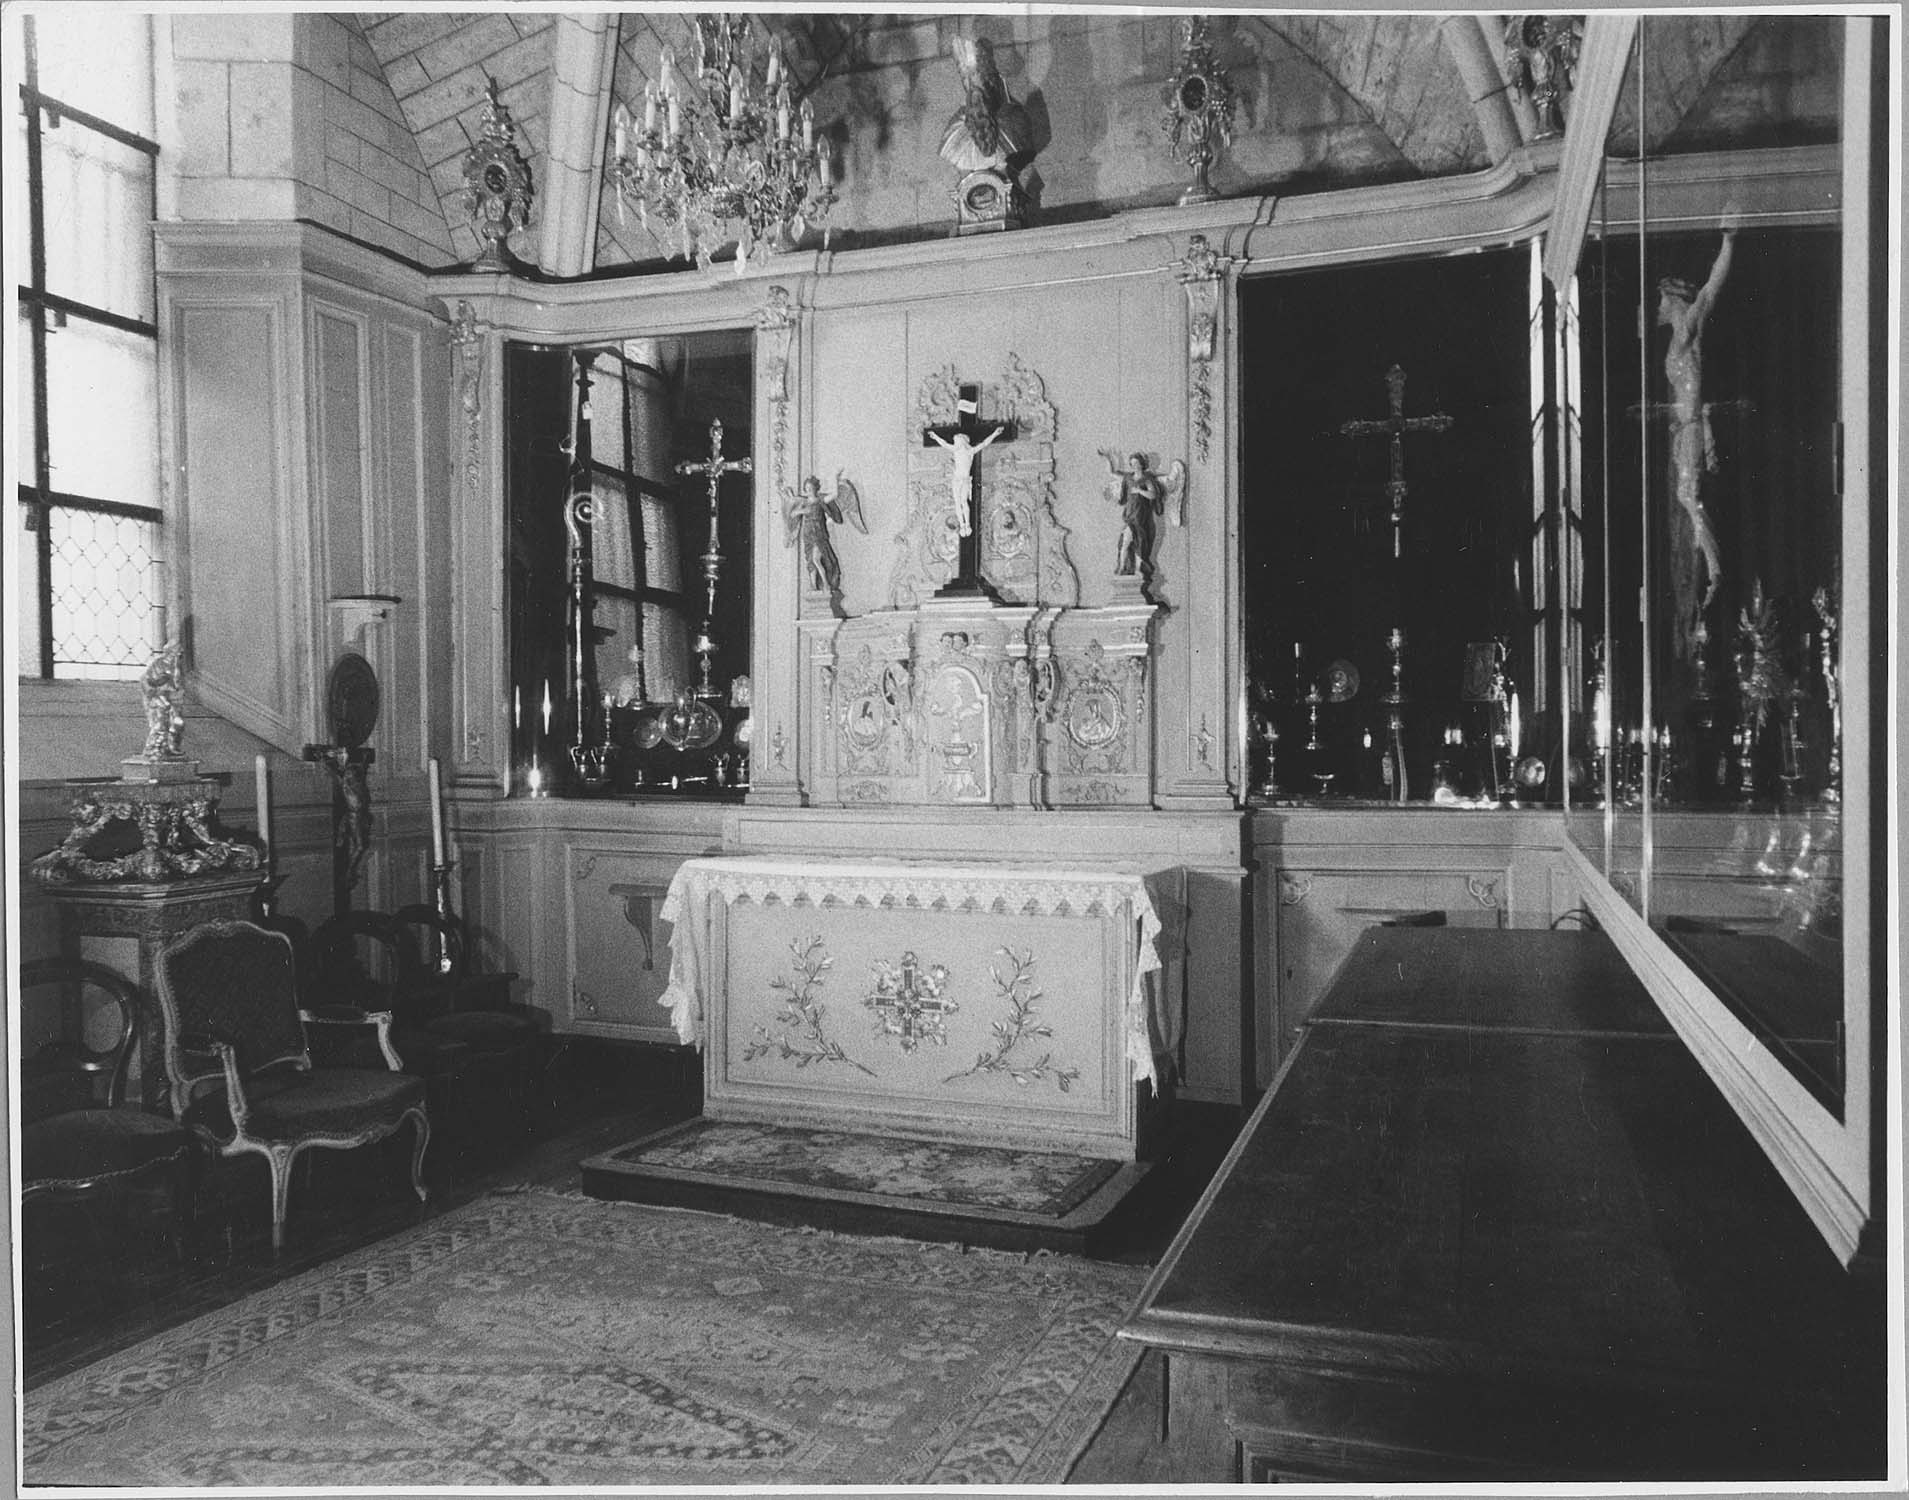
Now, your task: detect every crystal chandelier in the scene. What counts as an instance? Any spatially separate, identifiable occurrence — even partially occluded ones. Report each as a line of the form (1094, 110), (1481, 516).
(609, 15), (837, 272)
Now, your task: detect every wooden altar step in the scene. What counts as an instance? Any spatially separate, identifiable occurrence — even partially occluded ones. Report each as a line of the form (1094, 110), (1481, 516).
(580, 1117), (1153, 1256)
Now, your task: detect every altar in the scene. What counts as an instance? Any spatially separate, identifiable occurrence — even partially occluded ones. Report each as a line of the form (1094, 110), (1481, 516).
(659, 855), (1172, 1159)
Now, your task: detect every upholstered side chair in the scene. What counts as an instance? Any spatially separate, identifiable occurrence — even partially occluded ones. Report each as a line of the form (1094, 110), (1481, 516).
(153, 919), (430, 1250)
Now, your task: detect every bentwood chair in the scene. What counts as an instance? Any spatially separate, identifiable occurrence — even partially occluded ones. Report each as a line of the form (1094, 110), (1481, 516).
(19, 958), (198, 1264)
(153, 919), (430, 1250)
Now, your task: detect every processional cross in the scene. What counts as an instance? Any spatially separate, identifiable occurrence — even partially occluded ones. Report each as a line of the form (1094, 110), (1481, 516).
(1337, 363), (1453, 558)
(922, 384), (1014, 599)
(675, 418), (753, 696)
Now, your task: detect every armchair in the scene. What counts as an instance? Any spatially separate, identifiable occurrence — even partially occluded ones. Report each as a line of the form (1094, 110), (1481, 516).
(19, 958), (197, 1261)
(153, 919), (429, 1250)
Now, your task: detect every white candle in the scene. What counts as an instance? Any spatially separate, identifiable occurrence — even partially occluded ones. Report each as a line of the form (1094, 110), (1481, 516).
(254, 754), (272, 863)
(541, 679), (553, 737)
(643, 86), (657, 136)
(427, 756), (446, 866)
(800, 98), (813, 150)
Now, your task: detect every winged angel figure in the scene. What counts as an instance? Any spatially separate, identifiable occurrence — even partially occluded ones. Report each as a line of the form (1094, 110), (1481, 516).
(940, 34), (1032, 173)
(1098, 450), (1187, 579)
(784, 472), (867, 595)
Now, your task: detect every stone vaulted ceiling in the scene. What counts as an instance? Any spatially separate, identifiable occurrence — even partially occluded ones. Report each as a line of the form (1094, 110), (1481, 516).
(340, 11), (1840, 277)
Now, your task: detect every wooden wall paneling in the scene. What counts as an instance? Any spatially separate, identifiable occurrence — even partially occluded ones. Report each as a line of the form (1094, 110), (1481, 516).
(473, 834), (551, 1023)
(563, 845), (687, 1042)
(1180, 865), (1246, 1104)
(166, 294), (310, 750)
(1250, 809), (1572, 1078)
(310, 303), (371, 603)
(379, 316), (432, 774)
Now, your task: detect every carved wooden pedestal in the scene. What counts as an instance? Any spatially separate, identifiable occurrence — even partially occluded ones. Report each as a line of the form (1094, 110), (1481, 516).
(44, 870), (266, 1109)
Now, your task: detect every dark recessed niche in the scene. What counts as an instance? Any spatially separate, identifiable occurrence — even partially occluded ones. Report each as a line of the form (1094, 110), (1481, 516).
(1240, 249), (1536, 803)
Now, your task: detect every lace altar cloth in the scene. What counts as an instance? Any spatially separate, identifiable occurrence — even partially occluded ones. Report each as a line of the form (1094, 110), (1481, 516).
(659, 855), (1168, 1086)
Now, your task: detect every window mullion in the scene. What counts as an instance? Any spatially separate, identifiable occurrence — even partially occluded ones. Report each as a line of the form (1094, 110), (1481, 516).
(24, 18), (56, 675)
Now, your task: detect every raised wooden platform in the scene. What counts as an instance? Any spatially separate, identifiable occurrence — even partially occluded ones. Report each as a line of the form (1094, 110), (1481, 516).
(581, 1117), (1152, 1255)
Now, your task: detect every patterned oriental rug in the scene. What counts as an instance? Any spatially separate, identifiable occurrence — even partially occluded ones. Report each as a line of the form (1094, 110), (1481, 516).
(23, 1189), (1146, 1488)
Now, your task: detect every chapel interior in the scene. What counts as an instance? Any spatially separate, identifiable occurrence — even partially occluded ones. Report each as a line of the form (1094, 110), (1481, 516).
(7, 6), (1899, 1488)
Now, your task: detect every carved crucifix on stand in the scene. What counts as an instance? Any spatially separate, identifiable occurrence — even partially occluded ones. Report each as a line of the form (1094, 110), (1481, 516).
(922, 384), (1013, 600)
(1337, 364), (1453, 559)
(675, 418), (753, 698)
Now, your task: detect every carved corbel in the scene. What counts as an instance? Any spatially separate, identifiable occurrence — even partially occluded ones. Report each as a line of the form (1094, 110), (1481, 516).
(1175, 234), (1234, 466)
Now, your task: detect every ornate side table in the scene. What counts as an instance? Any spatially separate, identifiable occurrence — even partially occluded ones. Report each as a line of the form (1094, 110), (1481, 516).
(41, 870), (268, 1108)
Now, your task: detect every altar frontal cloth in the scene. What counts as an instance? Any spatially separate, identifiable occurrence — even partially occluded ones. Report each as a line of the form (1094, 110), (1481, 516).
(659, 856), (1168, 1159)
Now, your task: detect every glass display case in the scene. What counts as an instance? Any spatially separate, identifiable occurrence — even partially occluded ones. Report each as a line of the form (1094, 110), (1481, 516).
(1556, 12), (1884, 1262)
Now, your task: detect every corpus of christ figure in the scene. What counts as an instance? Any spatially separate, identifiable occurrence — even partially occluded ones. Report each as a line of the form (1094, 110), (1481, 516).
(922, 384), (1013, 594)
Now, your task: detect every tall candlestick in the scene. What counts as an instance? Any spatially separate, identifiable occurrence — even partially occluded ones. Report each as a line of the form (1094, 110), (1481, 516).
(254, 753), (272, 864)
(427, 756), (446, 866)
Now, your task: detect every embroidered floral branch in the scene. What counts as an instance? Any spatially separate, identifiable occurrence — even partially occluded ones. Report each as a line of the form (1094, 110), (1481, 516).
(944, 946), (1080, 1092)
(744, 935), (877, 1077)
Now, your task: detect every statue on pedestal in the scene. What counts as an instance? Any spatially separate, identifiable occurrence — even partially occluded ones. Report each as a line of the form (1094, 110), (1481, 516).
(941, 34), (1031, 234)
(1098, 449), (1186, 590)
(33, 642), (262, 886)
(783, 472), (867, 598)
(140, 640), (187, 761)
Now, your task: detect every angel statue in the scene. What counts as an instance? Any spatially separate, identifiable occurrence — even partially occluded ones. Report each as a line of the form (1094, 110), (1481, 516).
(940, 34), (1031, 173)
(1098, 450), (1187, 581)
(784, 472), (867, 596)
(140, 639), (187, 761)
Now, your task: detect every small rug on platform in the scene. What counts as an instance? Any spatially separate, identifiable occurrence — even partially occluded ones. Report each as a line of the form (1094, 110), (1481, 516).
(23, 1188), (1145, 1489)
(597, 1118), (1121, 1217)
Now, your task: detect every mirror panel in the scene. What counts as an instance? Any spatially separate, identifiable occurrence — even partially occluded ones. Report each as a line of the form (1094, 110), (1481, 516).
(1568, 14), (1858, 1121)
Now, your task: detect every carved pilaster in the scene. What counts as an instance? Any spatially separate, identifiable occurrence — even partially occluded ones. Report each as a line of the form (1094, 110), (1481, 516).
(754, 284), (797, 497)
(446, 298), (504, 788)
(1176, 234), (1234, 468)
(749, 283), (803, 805)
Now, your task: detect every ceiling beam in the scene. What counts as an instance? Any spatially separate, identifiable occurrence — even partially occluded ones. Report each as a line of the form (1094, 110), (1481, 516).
(1438, 15), (1525, 162)
(1543, 12), (1639, 291)
(538, 13), (617, 278)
